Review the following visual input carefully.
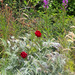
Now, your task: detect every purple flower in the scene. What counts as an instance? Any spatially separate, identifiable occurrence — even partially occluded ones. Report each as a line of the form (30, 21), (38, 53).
(43, 0), (48, 8)
(62, 0), (68, 4)
(62, 0), (68, 8)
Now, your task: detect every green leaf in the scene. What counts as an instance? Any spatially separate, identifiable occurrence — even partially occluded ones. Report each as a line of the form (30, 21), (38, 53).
(0, 38), (7, 47)
(1, 69), (7, 75)
(4, 52), (11, 56)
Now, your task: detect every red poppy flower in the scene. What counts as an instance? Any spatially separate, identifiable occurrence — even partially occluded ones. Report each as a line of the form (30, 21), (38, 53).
(35, 30), (41, 37)
(20, 51), (28, 58)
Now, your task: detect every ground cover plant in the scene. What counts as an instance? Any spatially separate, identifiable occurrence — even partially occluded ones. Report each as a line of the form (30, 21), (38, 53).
(0, 0), (75, 75)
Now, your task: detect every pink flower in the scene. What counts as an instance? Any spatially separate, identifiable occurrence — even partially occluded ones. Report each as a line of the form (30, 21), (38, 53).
(62, 0), (68, 8)
(43, 0), (48, 8)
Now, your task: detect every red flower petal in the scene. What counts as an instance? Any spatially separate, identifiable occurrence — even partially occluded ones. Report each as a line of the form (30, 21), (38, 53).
(35, 30), (41, 37)
(20, 51), (28, 58)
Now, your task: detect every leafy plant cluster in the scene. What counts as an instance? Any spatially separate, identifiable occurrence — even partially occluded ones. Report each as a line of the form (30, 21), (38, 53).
(0, 34), (71, 75)
(0, 0), (75, 75)
(0, 5), (19, 40)
(1, 0), (75, 15)
(50, 0), (75, 15)
(65, 29), (75, 72)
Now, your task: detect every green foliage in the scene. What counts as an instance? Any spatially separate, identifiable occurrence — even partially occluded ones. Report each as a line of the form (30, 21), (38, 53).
(36, 7), (74, 39)
(0, 0), (75, 74)
(0, 35), (70, 75)
(52, 0), (75, 15)
(68, 0), (75, 15)
(24, 0), (40, 7)
(65, 59), (75, 72)
(59, 30), (75, 72)
(0, 6), (19, 40)
(1, 0), (75, 16)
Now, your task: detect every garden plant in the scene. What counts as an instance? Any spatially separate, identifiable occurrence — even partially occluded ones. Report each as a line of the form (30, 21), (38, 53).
(0, 0), (75, 75)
